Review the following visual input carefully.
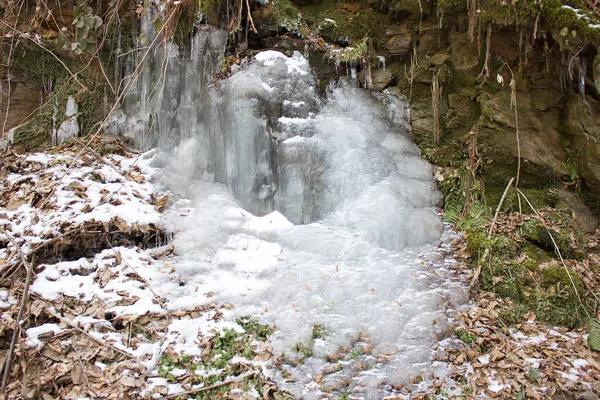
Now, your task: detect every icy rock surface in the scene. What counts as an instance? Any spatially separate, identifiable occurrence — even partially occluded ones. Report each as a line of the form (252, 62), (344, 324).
(137, 47), (468, 397)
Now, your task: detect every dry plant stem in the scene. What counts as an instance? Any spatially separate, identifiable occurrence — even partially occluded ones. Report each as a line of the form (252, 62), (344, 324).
(0, 229), (34, 394)
(468, 0), (477, 42)
(71, 344), (95, 396)
(476, 23), (491, 86)
(516, 188), (590, 318)
(431, 70), (441, 145)
(46, 310), (136, 359)
(488, 177), (515, 237)
(470, 177), (515, 292)
(416, 0), (423, 35)
(163, 371), (257, 399)
(405, 48), (418, 102)
(246, 0), (258, 33)
(0, 0), (26, 138)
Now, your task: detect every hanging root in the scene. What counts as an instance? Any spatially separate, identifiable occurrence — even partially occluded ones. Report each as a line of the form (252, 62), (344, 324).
(468, 0), (478, 42)
(476, 23), (491, 86)
(431, 70), (442, 145)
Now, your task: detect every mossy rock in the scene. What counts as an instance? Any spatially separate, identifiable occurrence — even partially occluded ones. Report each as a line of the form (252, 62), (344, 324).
(522, 243), (552, 272)
(480, 260), (530, 301)
(466, 232), (520, 260)
(521, 219), (584, 260)
(541, 265), (584, 295)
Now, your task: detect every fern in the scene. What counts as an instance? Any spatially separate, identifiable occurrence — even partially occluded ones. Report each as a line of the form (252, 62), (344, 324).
(589, 318), (600, 352)
(443, 190), (463, 224)
(334, 37), (368, 62)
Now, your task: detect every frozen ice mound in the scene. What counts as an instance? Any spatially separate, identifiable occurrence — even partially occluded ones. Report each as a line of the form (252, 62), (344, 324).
(158, 50), (444, 251)
(146, 48), (468, 397)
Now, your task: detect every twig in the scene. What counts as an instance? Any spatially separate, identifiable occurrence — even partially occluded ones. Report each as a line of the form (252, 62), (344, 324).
(517, 188), (590, 318)
(46, 310), (136, 359)
(470, 177), (514, 293)
(245, 0), (257, 34)
(162, 371), (257, 399)
(71, 344), (96, 397)
(0, 228), (34, 393)
(488, 177), (515, 237)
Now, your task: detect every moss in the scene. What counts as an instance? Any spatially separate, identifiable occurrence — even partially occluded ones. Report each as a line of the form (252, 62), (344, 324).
(522, 243), (551, 272)
(312, 323), (326, 339)
(236, 317), (274, 341)
(455, 328), (476, 344)
(300, 0), (391, 46)
(273, 0), (302, 33)
(542, 265), (584, 294)
(292, 341), (314, 358)
(8, 41), (72, 89)
(522, 219), (584, 260)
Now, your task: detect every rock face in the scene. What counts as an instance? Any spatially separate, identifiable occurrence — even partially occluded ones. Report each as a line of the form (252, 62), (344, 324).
(5, 0), (600, 221)
(0, 83), (39, 132)
(566, 98), (600, 189)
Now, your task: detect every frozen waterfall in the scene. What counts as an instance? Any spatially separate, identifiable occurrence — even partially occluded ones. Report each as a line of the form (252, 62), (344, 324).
(116, 26), (468, 399)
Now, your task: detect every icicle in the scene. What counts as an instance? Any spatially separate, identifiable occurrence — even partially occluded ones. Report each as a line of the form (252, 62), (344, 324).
(349, 59), (357, 82)
(114, 31), (121, 99)
(579, 54), (591, 112)
(377, 55), (386, 71)
(51, 99), (58, 146)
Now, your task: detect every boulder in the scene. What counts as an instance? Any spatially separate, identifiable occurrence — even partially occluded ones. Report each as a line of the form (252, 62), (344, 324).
(359, 68), (394, 90)
(385, 25), (412, 56)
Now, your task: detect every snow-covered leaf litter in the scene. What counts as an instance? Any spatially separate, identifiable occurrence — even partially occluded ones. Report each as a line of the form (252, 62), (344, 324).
(0, 146), (277, 398)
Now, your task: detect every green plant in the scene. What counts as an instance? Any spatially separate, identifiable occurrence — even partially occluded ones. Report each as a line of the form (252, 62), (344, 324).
(312, 323), (326, 339)
(455, 328), (476, 344)
(589, 318), (600, 352)
(57, 3), (103, 54)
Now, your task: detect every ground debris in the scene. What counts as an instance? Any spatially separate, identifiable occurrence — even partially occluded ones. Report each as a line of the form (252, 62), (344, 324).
(0, 138), (283, 399)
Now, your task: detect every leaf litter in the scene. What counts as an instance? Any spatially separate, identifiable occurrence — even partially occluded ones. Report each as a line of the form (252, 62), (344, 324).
(0, 137), (598, 399)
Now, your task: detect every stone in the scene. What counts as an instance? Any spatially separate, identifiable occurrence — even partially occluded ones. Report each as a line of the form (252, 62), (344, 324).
(478, 90), (568, 175)
(386, 34), (412, 56)
(565, 97), (600, 190)
(1, 82), (40, 132)
(385, 25), (413, 56)
(450, 32), (479, 71)
(359, 68), (394, 90)
(428, 53), (449, 66)
(371, 68), (394, 90)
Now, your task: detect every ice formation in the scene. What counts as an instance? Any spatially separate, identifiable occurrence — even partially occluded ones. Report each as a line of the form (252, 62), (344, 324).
(115, 25), (468, 397)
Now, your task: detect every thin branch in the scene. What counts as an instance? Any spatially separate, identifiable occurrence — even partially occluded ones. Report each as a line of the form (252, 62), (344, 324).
(46, 310), (136, 359)
(488, 177), (515, 237)
(0, 228), (34, 393)
(245, 0), (258, 34)
(163, 371), (257, 399)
